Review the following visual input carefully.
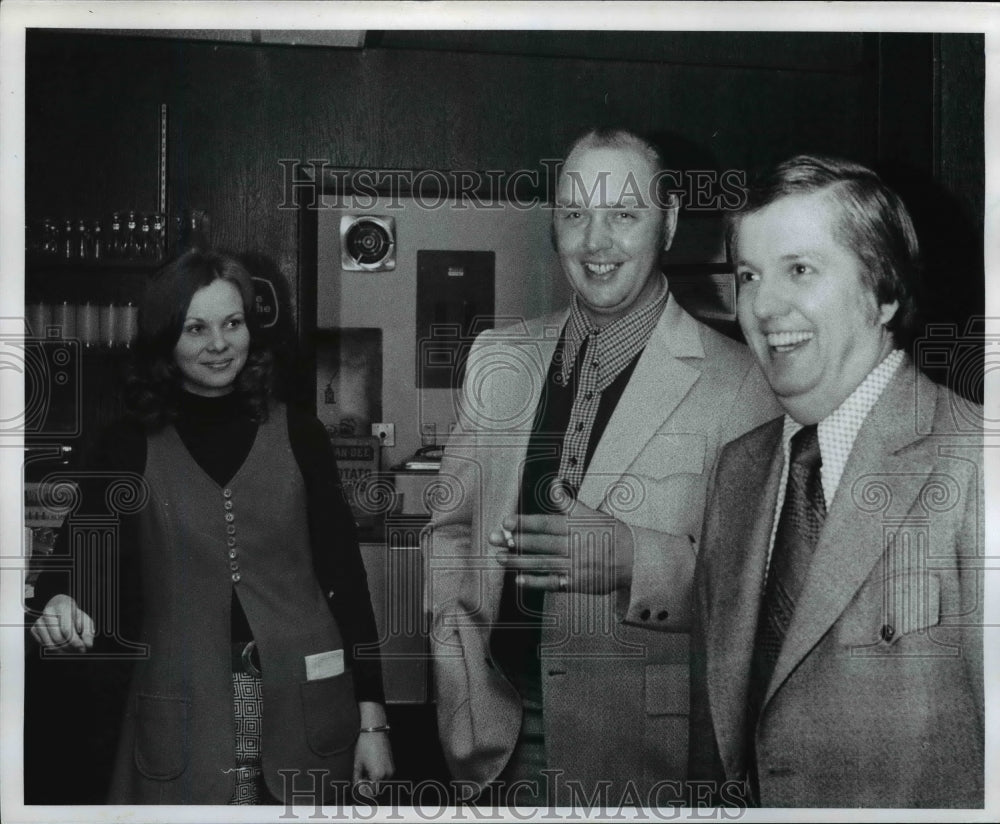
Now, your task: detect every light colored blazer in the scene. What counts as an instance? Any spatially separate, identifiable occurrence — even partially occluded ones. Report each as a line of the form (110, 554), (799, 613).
(425, 294), (779, 798)
(689, 358), (984, 808)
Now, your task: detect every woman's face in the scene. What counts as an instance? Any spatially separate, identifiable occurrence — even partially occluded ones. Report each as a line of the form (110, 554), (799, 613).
(173, 279), (250, 397)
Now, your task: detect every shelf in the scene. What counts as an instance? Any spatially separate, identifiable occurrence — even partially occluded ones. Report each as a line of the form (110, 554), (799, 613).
(26, 257), (162, 274)
(25, 260), (157, 305)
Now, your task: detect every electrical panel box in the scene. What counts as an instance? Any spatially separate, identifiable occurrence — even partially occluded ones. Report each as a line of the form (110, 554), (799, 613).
(415, 249), (495, 389)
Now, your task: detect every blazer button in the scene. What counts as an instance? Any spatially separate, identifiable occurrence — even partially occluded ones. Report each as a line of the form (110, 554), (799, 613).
(880, 624), (895, 642)
(640, 609), (651, 621)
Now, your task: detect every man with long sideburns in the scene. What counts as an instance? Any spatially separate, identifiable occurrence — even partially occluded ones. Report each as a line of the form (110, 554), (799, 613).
(689, 155), (983, 808)
(425, 127), (778, 805)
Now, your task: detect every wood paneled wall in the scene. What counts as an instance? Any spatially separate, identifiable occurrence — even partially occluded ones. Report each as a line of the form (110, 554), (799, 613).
(26, 30), (880, 306)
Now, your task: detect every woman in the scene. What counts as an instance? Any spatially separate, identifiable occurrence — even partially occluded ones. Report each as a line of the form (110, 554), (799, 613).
(31, 249), (394, 804)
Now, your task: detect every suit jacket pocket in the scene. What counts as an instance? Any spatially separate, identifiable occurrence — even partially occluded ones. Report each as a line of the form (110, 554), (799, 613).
(644, 662), (689, 716)
(881, 571), (942, 643)
(616, 434), (708, 532)
(134, 693), (190, 780)
(842, 571), (943, 651)
(299, 672), (361, 757)
(628, 433), (707, 480)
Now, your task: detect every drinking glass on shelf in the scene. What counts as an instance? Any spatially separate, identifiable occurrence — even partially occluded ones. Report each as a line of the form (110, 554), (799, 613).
(41, 218), (58, 257)
(54, 301), (76, 338)
(139, 215), (154, 259)
(109, 212), (125, 259)
(75, 218), (89, 260)
(26, 302), (51, 337)
(77, 301), (99, 348)
(90, 219), (105, 261)
(124, 211), (141, 259)
(119, 302), (139, 347)
(100, 303), (118, 349)
(61, 219), (74, 260)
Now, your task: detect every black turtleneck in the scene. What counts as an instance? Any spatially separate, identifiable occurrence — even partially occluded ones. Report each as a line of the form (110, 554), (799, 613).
(33, 391), (385, 703)
(172, 391), (259, 487)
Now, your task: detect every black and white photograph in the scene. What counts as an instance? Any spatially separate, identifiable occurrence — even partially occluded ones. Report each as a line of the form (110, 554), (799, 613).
(1, 2), (996, 822)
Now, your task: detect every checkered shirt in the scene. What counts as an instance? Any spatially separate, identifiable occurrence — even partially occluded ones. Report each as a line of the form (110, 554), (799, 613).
(556, 276), (669, 488)
(766, 348), (905, 574)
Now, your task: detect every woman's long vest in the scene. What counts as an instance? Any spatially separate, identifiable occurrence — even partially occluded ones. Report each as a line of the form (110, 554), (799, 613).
(109, 404), (359, 804)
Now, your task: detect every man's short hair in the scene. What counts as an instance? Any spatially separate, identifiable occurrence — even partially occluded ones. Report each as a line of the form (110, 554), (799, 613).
(557, 127), (673, 210)
(726, 154), (921, 346)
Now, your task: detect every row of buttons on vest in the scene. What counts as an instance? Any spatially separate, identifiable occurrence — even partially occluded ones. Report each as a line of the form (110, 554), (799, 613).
(223, 487), (240, 583)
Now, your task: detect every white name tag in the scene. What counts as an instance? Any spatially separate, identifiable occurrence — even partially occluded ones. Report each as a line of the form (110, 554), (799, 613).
(305, 649), (345, 680)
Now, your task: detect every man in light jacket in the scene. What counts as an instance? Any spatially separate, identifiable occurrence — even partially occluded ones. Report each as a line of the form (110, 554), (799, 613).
(689, 154), (983, 809)
(425, 127), (779, 806)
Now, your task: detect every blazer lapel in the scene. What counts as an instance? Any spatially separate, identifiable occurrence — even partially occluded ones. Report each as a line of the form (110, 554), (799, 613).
(479, 313), (564, 618)
(705, 421), (784, 775)
(579, 295), (703, 509)
(764, 360), (935, 705)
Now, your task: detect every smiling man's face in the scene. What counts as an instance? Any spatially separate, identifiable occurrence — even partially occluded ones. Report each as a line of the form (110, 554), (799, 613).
(553, 144), (674, 326)
(734, 189), (899, 424)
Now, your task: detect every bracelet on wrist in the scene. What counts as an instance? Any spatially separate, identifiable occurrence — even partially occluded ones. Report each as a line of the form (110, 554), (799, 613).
(359, 724), (391, 733)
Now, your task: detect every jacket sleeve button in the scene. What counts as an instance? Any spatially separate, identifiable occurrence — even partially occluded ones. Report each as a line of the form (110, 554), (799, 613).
(657, 610), (669, 621)
(640, 609), (651, 621)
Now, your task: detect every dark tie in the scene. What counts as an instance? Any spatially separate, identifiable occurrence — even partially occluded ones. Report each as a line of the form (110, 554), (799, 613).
(745, 424), (825, 801)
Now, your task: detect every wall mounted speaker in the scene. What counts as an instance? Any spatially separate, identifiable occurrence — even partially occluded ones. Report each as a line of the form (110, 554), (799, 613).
(340, 215), (396, 272)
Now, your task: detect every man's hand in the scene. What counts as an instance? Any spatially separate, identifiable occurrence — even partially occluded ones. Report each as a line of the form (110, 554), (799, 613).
(489, 489), (635, 594)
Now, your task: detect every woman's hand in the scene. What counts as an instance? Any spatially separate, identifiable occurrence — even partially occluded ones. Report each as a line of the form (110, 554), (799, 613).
(31, 594), (95, 652)
(352, 701), (395, 799)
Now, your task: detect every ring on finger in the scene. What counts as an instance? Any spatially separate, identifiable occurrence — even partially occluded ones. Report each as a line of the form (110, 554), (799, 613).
(557, 574), (569, 592)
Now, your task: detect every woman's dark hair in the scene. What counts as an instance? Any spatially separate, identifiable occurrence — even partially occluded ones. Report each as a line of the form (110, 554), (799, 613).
(725, 154), (921, 347)
(125, 248), (274, 429)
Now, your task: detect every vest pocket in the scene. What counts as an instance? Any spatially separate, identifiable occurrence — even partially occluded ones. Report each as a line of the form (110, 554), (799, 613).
(134, 694), (190, 780)
(299, 672), (361, 757)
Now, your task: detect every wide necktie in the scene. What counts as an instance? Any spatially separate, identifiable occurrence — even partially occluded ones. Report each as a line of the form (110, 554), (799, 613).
(745, 424), (825, 800)
(754, 424), (826, 682)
